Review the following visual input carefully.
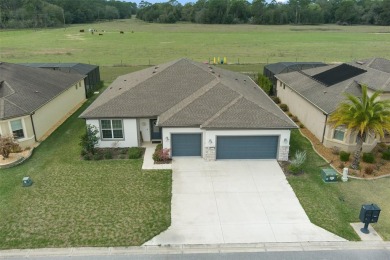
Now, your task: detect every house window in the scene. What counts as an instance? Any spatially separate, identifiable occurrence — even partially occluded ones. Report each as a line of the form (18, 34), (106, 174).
(10, 119), (25, 139)
(355, 133), (368, 143)
(333, 126), (345, 141)
(101, 119), (123, 139)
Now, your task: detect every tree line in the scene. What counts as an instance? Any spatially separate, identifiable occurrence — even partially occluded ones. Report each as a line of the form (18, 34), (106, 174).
(0, 0), (137, 28)
(137, 0), (390, 25)
(1, 0), (389, 28)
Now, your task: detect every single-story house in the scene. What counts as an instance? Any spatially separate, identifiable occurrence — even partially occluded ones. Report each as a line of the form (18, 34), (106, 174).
(263, 62), (327, 95)
(80, 58), (297, 161)
(21, 62), (100, 97)
(275, 57), (390, 152)
(0, 62), (86, 148)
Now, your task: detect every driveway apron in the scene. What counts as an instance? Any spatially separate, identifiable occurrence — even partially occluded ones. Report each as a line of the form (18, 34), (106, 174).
(145, 158), (345, 245)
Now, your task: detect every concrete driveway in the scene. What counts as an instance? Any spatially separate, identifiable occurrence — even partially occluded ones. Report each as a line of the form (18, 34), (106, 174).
(145, 158), (344, 245)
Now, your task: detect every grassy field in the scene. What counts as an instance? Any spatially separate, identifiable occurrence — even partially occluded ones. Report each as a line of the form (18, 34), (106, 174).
(0, 97), (172, 249)
(1, 19), (390, 66)
(288, 130), (390, 241)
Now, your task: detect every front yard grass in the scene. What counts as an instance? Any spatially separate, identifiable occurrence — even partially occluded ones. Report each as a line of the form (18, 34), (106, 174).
(0, 98), (172, 249)
(288, 129), (390, 241)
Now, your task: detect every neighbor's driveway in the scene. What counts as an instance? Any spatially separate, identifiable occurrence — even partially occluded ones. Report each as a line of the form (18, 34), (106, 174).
(145, 158), (344, 245)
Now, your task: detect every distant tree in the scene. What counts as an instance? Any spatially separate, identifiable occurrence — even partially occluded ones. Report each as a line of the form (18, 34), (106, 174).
(257, 73), (272, 95)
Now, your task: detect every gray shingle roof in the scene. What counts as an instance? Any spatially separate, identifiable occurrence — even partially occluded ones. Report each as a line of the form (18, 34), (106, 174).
(80, 58), (296, 129)
(20, 63), (98, 75)
(0, 62), (85, 120)
(275, 58), (390, 114)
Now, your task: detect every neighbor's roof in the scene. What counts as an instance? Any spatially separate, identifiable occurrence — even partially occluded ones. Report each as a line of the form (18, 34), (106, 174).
(20, 63), (98, 75)
(0, 62), (85, 120)
(275, 57), (390, 114)
(264, 62), (326, 75)
(80, 58), (297, 129)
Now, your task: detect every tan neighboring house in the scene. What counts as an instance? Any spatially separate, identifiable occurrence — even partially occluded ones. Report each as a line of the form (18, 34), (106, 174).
(80, 58), (297, 161)
(275, 57), (390, 152)
(0, 62), (86, 148)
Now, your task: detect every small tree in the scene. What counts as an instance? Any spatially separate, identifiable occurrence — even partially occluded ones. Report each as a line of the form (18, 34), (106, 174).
(0, 136), (21, 159)
(79, 124), (99, 155)
(257, 73), (272, 95)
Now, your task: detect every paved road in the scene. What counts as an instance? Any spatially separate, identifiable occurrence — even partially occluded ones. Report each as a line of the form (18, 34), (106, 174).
(1, 249), (390, 260)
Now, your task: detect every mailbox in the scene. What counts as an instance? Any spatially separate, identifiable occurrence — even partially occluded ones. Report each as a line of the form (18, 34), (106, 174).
(359, 204), (381, 233)
(359, 204), (381, 223)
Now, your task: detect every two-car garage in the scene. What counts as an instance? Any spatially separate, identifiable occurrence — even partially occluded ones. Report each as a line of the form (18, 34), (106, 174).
(170, 133), (279, 160)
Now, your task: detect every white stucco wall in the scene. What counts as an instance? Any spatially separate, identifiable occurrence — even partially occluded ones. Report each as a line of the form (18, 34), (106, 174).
(33, 80), (86, 140)
(277, 80), (327, 141)
(86, 118), (139, 148)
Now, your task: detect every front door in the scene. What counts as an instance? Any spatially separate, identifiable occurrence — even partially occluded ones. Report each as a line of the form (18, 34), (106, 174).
(150, 119), (162, 140)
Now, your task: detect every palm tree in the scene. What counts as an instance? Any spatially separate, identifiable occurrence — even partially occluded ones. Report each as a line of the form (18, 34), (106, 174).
(328, 85), (390, 169)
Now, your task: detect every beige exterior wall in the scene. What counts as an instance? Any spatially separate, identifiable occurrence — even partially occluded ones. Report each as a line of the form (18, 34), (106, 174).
(32, 80), (86, 141)
(323, 126), (377, 153)
(0, 115), (36, 148)
(276, 80), (327, 141)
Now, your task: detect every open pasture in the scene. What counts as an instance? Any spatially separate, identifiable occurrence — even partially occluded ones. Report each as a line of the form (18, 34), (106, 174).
(1, 19), (389, 66)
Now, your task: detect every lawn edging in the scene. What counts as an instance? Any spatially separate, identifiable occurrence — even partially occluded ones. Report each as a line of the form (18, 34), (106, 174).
(298, 129), (390, 180)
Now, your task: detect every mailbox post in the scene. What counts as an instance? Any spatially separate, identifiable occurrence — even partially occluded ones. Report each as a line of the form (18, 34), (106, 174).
(359, 204), (381, 234)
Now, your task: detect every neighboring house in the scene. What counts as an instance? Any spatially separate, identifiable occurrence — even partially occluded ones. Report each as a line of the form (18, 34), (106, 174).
(275, 57), (390, 152)
(21, 63), (100, 97)
(263, 62), (327, 95)
(80, 58), (297, 161)
(0, 62), (86, 148)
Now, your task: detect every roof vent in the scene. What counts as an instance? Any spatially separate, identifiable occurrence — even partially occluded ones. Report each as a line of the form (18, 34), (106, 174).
(34, 91), (39, 93)
(152, 70), (156, 74)
(119, 88), (122, 90)
(124, 79), (127, 81)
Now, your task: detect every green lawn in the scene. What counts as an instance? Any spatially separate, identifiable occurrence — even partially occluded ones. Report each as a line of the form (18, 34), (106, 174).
(1, 19), (389, 66)
(288, 129), (390, 241)
(0, 97), (172, 249)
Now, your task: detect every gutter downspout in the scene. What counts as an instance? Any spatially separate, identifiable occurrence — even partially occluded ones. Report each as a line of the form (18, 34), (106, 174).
(321, 113), (328, 143)
(30, 113), (38, 142)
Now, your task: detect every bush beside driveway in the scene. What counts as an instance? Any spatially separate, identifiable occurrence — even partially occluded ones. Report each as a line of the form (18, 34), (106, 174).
(0, 98), (172, 249)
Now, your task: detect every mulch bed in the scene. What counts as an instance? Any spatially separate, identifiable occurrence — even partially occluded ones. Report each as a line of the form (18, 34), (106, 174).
(300, 128), (390, 178)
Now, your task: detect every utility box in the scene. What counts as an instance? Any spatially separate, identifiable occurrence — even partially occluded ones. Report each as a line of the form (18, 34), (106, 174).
(22, 177), (33, 187)
(321, 168), (338, 183)
(359, 204), (381, 224)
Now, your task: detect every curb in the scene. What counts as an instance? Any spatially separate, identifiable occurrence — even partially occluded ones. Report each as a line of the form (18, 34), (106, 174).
(1, 241), (389, 258)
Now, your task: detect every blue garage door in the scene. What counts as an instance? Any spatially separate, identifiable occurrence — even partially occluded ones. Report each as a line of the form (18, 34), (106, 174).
(171, 134), (202, 157)
(216, 136), (278, 159)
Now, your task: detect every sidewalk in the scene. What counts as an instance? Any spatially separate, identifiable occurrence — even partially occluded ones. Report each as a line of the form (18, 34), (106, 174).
(141, 142), (172, 170)
(1, 241), (389, 258)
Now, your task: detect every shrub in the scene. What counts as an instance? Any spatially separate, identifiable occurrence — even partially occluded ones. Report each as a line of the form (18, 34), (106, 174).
(291, 116), (299, 122)
(339, 151), (350, 162)
(153, 145), (171, 162)
(287, 112), (292, 117)
(80, 150), (87, 156)
(128, 147), (142, 159)
(288, 150), (307, 174)
(376, 143), (388, 153)
(279, 103), (289, 111)
(83, 154), (91, 160)
(364, 166), (375, 175)
(79, 124), (99, 155)
(382, 150), (390, 160)
(120, 149), (128, 155)
(0, 136), (21, 159)
(299, 123), (305, 128)
(331, 146), (340, 155)
(271, 96), (280, 104)
(104, 151), (113, 159)
(362, 153), (375, 163)
(93, 153), (102, 160)
(257, 73), (272, 95)
(119, 155), (126, 159)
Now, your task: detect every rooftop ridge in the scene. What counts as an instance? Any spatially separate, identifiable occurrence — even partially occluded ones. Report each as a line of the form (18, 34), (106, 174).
(158, 78), (220, 125)
(201, 95), (243, 128)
